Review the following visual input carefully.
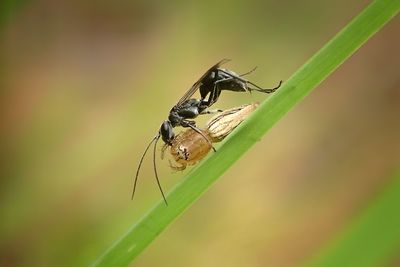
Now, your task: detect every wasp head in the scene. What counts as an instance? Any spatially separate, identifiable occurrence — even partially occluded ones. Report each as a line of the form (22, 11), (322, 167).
(160, 121), (175, 145)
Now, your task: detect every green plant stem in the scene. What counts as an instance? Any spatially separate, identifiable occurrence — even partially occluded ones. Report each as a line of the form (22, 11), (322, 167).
(91, 0), (400, 266)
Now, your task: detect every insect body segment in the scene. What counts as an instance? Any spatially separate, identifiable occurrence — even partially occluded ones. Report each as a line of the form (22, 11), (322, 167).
(206, 103), (259, 142)
(163, 129), (211, 171)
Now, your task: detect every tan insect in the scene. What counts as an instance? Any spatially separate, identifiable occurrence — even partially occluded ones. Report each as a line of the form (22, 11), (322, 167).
(161, 103), (259, 171)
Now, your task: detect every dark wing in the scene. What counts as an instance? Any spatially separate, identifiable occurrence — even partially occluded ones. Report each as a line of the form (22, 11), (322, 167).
(175, 59), (231, 107)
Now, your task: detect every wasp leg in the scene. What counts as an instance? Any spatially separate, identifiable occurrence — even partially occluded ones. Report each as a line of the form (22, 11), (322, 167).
(239, 66), (257, 77)
(218, 68), (282, 94)
(200, 109), (223, 115)
(202, 78), (229, 107)
(247, 80), (282, 93)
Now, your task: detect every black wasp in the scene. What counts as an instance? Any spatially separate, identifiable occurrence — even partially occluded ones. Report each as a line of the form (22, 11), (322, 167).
(133, 59), (282, 205)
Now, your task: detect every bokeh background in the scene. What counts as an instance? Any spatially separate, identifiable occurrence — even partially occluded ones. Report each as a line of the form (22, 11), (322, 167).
(1, 0), (399, 266)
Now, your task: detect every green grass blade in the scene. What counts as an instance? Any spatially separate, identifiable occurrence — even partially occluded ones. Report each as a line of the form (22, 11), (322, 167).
(91, 1), (400, 266)
(303, 171), (400, 267)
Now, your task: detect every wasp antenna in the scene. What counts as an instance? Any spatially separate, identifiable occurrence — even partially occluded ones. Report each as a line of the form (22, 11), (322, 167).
(132, 134), (159, 200)
(152, 135), (168, 205)
(239, 66), (258, 77)
(247, 80), (282, 93)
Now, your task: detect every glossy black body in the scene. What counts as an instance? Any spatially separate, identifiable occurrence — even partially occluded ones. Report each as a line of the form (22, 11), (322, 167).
(159, 59), (282, 146)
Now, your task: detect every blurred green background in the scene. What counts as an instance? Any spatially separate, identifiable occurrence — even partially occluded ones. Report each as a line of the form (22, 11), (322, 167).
(1, 0), (399, 266)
